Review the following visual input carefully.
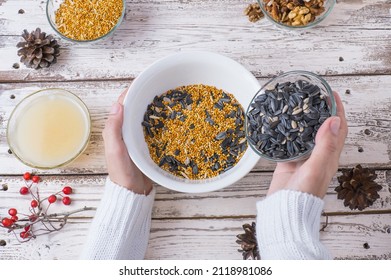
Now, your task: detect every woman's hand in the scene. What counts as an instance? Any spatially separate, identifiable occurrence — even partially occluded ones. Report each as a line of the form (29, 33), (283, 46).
(102, 89), (153, 195)
(268, 92), (348, 198)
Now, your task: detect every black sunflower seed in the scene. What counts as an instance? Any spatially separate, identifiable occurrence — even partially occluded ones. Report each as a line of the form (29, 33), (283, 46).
(214, 102), (223, 110)
(216, 131), (227, 140)
(192, 164), (198, 175)
(246, 78), (332, 160)
(142, 121), (152, 128)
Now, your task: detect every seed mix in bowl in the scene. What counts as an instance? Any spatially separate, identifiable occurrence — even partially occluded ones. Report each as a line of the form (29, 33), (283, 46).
(142, 84), (247, 180)
(246, 80), (331, 160)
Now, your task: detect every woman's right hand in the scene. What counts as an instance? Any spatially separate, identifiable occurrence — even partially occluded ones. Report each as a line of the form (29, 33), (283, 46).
(268, 92), (348, 198)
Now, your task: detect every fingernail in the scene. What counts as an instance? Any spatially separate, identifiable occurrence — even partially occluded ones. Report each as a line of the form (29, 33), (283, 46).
(110, 102), (120, 114)
(330, 117), (341, 136)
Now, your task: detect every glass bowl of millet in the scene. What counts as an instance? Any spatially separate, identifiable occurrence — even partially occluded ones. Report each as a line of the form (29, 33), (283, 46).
(46, 0), (125, 43)
(257, 0), (336, 30)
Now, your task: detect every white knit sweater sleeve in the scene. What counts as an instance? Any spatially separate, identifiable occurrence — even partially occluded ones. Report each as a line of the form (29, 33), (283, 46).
(80, 177), (156, 260)
(256, 190), (332, 260)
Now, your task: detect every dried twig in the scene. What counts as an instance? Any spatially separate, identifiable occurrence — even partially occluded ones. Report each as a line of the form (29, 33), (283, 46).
(320, 209), (391, 231)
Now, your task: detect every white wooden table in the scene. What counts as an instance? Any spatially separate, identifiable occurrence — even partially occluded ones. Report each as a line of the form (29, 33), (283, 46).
(0, 0), (390, 260)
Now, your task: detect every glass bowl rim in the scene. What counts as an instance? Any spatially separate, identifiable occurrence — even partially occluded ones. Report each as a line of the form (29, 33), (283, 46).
(7, 88), (92, 169)
(245, 70), (336, 162)
(257, 0), (337, 30)
(46, 0), (126, 43)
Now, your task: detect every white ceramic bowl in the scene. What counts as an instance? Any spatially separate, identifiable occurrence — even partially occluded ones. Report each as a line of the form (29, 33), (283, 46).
(122, 51), (260, 193)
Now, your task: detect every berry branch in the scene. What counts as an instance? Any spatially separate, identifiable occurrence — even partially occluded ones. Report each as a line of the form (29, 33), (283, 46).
(0, 172), (96, 243)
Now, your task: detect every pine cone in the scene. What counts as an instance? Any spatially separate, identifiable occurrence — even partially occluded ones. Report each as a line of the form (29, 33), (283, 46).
(244, 3), (264, 23)
(335, 164), (382, 211)
(16, 28), (60, 69)
(236, 222), (260, 260)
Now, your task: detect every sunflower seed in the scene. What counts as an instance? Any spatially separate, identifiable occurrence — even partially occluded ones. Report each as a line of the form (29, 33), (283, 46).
(216, 131), (227, 140)
(142, 121), (152, 128)
(214, 102), (223, 110)
(206, 117), (215, 125)
(227, 110), (236, 118)
(192, 164), (198, 175)
(255, 94), (267, 102)
(246, 78), (331, 160)
(146, 127), (154, 137)
(292, 108), (303, 115)
(155, 121), (164, 129)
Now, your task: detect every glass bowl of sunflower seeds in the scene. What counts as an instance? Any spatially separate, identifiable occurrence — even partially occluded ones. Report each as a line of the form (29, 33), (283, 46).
(246, 70), (336, 162)
(258, 0), (336, 30)
(122, 51), (261, 193)
(46, 0), (125, 42)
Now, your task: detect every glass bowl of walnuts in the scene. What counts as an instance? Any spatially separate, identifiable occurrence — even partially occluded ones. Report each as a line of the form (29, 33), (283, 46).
(257, 0), (336, 29)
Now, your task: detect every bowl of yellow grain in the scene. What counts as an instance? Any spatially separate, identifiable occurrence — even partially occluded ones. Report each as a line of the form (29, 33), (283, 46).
(122, 51), (261, 193)
(46, 0), (125, 42)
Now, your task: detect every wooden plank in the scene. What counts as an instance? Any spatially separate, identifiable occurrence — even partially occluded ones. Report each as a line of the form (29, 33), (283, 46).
(146, 216), (391, 260)
(0, 81), (129, 174)
(0, 0), (390, 81)
(0, 215), (390, 260)
(1, 74), (391, 175)
(1, 170), (390, 260)
(0, 170), (390, 220)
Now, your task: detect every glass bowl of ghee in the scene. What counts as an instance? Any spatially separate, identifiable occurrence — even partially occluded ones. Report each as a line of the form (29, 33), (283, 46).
(7, 88), (91, 169)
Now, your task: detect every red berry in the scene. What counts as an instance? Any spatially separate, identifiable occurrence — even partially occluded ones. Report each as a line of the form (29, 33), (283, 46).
(1, 218), (13, 227)
(20, 186), (29, 195)
(11, 215), (18, 222)
(62, 186), (73, 195)
(23, 172), (31, 181)
(20, 231), (29, 239)
(28, 215), (37, 222)
(8, 208), (17, 216)
(62, 196), (71, 205)
(32, 175), (40, 183)
(31, 200), (38, 208)
(48, 195), (57, 204)
(24, 225), (31, 232)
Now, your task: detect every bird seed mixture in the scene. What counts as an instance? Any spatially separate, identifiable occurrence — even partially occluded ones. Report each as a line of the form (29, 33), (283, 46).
(55, 0), (123, 41)
(142, 84), (247, 180)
